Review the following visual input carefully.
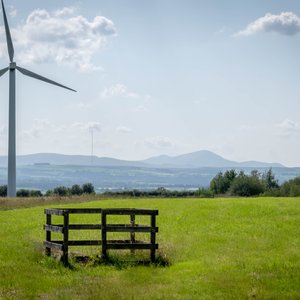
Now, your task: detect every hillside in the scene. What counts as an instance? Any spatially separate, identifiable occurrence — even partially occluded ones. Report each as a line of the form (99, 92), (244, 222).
(0, 150), (284, 168)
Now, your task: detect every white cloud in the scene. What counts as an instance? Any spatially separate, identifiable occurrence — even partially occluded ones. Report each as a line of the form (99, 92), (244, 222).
(100, 84), (139, 99)
(54, 7), (76, 18)
(72, 121), (101, 132)
(239, 125), (251, 132)
(237, 12), (300, 36)
(20, 119), (59, 139)
(216, 26), (231, 35)
(19, 120), (101, 142)
(9, 6), (17, 18)
(134, 105), (147, 112)
(144, 136), (175, 149)
(0, 7), (116, 72)
(77, 102), (92, 109)
(18, 120), (102, 139)
(116, 126), (133, 134)
(66, 102), (92, 110)
(276, 119), (300, 136)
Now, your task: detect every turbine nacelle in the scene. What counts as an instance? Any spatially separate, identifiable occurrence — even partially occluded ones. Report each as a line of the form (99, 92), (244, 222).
(9, 62), (16, 70)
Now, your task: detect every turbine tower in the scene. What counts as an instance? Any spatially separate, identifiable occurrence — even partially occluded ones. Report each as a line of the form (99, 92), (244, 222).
(0, 0), (76, 197)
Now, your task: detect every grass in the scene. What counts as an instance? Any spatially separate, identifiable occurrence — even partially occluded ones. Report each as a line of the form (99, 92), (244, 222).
(0, 197), (299, 299)
(0, 194), (102, 211)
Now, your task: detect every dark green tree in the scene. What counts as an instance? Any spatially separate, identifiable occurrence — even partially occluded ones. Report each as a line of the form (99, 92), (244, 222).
(53, 186), (69, 196)
(262, 168), (279, 190)
(210, 169), (237, 194)
(45, 190), (54, 196)
(82, 183), (95, 194)
(230, 174), (265, 196)
(0, 185), (7, 197)
(17, 189), (30, 197)
(30, 190), (43, 197)
(210, 172), (227, 194)
(70, 184), (83, 195)
(250, 169), (260, 179)
(196, 188), (214, 198)
(224, 169), (237, 182)
(279, 176), (300, 196)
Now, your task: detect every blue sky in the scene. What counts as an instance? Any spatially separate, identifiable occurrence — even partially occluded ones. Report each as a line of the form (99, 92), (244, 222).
(0, 1), (300, 166)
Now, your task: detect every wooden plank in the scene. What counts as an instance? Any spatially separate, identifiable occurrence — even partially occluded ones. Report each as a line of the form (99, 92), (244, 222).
(45, 208), (158, 215)
(105, 225), (158, 233)
(44, 209), (65, 216)
(46, 224), (102, 230)
(106, 241), (158, 250)
(63, 208), (102, 214)
(107, 239), (144, 244)
(67, 240), (102, 246)
(68, 224), (102, 230)
(50, 240), (102, 246)
(44, 208), (103, 215)
(43, 224), (64, 233)
(43, 241), (63, 251)
(103, 208), (159, 215)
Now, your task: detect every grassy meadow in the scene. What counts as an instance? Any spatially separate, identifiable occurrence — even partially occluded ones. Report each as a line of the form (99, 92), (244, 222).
(0, 197), (299, 299)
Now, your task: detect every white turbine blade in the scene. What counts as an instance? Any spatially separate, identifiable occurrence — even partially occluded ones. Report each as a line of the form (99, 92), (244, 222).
(0, 67), (8, 77)
(16, 66), (77, 92)
(1, 0), (14, 62)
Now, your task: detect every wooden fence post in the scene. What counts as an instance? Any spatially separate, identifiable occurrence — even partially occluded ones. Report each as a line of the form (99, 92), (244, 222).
(130, 214), (136, 254)
(150, 214), (156, 263)
(101, 211), (107, 259)
(45, 213), (51, 256)
(62, 211), (69, 265)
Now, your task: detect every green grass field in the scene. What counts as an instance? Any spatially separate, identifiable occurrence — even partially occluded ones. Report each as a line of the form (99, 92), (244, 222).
(0, 197), (299, 299)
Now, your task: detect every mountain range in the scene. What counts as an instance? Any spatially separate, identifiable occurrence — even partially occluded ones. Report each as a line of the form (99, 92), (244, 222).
(0, 150), (284, 168)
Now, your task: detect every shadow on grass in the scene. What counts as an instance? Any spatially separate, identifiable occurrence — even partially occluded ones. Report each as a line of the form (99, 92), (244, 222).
(39, 246), (171, 270)
(68, 253), (171, 270)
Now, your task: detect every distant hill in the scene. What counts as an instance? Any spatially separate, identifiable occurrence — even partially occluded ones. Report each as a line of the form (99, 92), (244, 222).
(0, 153), (147, 168)
(0, 150), (284, 168)
(142, 150), (284, 168)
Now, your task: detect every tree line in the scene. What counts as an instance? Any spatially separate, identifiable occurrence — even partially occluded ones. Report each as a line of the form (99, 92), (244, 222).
(102, 187), (200, 198)
(0, 169), (300, 197)
(209, 168), (300, 197)
(0, 183), (95, 197)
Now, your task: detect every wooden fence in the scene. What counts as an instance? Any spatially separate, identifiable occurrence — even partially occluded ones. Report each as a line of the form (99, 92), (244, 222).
(44, 208), (159, 265)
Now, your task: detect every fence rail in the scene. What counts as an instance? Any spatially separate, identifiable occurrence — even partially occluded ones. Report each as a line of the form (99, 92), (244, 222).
(44, 208), (158, 265)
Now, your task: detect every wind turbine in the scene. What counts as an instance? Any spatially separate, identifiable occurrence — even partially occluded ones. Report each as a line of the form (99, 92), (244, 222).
(0, 0), (76, 197)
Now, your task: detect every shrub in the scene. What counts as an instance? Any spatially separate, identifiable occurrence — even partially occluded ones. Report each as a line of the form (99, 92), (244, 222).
(230, 174), (265, 197)
(210, 170), (237, 195)
(0, 185), (7, 197)
(30, 190), (43, 197)
(53, 186), (70, 196)
(196, 188), (214, 198)
(262, 168), (279, 191)
(45, 190), (54, 197)
(71, 184), (83, 196)
(17, 189), (30, 197)
(279, 177), (300, 196)
(82, 183), (95, 194)
(16, 189), (42, 198)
